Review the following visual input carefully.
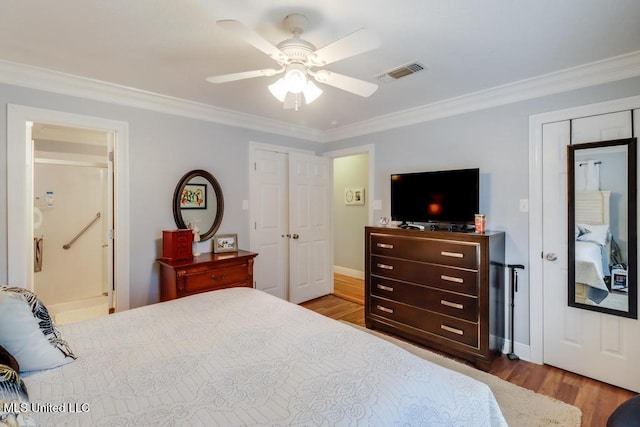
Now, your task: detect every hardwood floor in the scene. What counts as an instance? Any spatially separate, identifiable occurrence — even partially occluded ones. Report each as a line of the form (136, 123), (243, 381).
(301, 275), (636, 427)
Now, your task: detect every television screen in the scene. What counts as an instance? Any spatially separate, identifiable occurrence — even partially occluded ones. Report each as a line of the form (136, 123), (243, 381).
(391, 168), (479, 225)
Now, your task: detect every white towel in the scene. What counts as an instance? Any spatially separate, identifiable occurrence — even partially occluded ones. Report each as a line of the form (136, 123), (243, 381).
(575, 160), (600, 191)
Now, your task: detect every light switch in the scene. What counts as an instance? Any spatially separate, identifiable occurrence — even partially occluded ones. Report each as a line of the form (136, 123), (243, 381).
(519, 199), (529, 212)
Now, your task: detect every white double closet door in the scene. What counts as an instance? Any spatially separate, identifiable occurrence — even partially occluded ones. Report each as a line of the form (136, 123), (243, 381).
(250, 146), (332, 304)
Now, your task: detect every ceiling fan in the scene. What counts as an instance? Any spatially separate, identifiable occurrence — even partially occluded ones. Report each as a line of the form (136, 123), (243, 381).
(206, 14), (381, 111)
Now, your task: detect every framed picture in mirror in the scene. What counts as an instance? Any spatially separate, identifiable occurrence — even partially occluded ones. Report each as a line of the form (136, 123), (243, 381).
(180, 183), (207, 209)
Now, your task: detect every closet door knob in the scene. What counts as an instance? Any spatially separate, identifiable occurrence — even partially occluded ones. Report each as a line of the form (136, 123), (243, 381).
(545, 252), (558, 261)
(291, 234), (299, 240)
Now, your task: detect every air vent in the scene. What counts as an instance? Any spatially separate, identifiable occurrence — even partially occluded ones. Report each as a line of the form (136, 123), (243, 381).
(375, 62), (425, 83)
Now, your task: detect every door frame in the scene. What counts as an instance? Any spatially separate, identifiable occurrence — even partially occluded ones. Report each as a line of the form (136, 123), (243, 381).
(7, 104), (131, 311)
(528, 95), (640, 364)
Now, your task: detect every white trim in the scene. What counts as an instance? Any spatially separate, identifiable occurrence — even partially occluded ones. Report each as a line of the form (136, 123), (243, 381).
(333, 265), (364, 280)
(327, 50), (640, 142)
(528, 95), (640, 364)
(0, 61), (324, 143)
(2, 50), (640, 143)
(500, 339), (532, 362)
(7, 105), (131, 311)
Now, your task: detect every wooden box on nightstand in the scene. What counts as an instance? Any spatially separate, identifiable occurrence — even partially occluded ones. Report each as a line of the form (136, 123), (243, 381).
(162, 229), (193, 261)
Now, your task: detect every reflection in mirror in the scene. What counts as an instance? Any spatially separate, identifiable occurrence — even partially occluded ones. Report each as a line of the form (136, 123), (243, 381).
(568, 138), (637, 319)
(172, 170), (223, 241)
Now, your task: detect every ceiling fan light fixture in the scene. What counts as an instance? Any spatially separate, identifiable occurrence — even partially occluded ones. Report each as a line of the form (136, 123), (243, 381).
(268, 78), (288, 102)
(302, 80), (322, 104)
(283, 65), (307, 94)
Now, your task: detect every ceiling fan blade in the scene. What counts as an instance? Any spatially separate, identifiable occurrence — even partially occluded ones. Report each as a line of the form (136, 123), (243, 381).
(206, 68), (282, 84)
(311, 28), (380, 66)
(314, 70), (378, 97)
(217, 20), (286, 61)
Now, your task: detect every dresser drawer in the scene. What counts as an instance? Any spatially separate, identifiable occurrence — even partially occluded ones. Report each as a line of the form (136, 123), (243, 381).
(370, 296), (478, 347)
(371, 255), (478, 295)
(370, 277), (478, 322)
(181, 264), (250, 294)
(370, 234), (479, 269)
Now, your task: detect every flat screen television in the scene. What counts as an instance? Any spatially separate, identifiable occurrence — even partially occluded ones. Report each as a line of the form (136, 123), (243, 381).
(390, 168), (479, 227)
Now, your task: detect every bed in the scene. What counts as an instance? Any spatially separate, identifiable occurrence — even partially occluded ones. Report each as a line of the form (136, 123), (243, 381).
(574, 190), (612, 304)
(2, 287), (507, 426)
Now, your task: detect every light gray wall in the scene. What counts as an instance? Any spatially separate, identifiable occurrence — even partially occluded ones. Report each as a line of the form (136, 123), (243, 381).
(323, 76), (640, 346)
(333, 153), (368, 273)
(0, 83), (322, 308)
(3, 76), (640, 347)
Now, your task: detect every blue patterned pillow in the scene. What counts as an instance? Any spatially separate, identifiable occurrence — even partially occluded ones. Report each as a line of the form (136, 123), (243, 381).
(0, 286), (76, 372)
(0, 363), (34, 426)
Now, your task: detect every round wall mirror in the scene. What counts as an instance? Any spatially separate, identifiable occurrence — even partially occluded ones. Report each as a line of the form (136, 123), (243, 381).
(172, 169), (224, 241)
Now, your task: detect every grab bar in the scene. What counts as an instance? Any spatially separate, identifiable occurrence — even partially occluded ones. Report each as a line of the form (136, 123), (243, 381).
(63, 212), (101, 250)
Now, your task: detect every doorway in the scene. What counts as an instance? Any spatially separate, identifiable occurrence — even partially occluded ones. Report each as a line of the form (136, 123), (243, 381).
(325, 145), (375, 304)
(7, 105), (130, 313)
(32, 123), (112, 324)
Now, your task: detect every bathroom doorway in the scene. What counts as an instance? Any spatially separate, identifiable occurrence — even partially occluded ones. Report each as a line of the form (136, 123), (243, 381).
(32, 123), (113, 324)
(7, 104), (131, 321)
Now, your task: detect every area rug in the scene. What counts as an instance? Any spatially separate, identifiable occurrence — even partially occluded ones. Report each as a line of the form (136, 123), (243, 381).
(343, 322), (582, 427)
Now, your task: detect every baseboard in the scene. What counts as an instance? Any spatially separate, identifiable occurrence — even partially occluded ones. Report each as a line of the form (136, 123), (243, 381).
(500, 339), (532, 362)
(333, 266), (364, 279)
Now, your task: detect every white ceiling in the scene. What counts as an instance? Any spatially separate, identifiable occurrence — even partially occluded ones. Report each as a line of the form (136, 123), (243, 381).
(2, 0), (640, 137)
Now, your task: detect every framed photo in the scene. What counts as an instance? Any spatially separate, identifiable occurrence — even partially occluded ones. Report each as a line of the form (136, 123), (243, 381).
(344, 187), (365, 205)
(213, 233), (238, 253)
(180, 183), (207, 209)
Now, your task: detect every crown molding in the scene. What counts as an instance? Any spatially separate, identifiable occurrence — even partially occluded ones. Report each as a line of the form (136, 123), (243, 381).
(2, 51), (640, 144)
(0, 60), (325, 142)
(322, 50), (640, 142)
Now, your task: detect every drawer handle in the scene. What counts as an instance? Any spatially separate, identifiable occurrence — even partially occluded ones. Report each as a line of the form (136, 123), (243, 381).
(376, 305), (394, 314)
(441, 275), (464, 284)
(377, 263), (394, 270)
(376, 243), (394, 249)
(376, 284), (394, 292)
(441, 300), (464, 310)
(441, 324), (464, 335)
(441, 251), (464, 258)
(211, 273), (227, 281)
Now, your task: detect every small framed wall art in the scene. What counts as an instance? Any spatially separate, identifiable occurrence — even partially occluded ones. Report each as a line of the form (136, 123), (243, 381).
(344, 187), (365, 205)
(213, 233), (238, 253)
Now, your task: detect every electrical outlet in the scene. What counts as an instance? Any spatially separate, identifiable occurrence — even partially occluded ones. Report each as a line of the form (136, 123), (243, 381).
(519, 199), (529, 212)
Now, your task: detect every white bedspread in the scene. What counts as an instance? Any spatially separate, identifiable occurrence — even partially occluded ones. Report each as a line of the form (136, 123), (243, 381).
(23, 288), (507, 426)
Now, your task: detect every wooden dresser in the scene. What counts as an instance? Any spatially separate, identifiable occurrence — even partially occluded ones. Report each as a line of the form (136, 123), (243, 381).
(365, 226), (505, 371)
(157, 250), (258, 301)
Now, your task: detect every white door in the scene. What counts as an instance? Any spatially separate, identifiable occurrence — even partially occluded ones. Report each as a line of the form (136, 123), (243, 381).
(251, 149), (288, 299)
(288, 152), (332, 304)
(542, 110), (640, 392)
